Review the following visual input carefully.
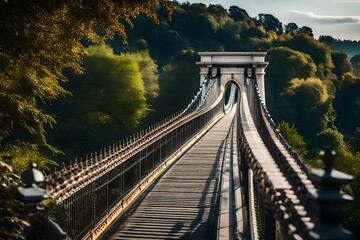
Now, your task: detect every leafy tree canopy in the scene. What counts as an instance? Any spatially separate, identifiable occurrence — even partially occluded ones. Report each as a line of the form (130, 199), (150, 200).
(297, 26), (313, 37)
(334, 77), (360, 135)
(278, 121), (308, 158)
(228, 6), (250, 22)
(266, 47), (317, 94)
(284, 22), (299, 35)
(0, 0), (171, 155)
(315, 128), (359, 176)
(152, 50), (200, 120)
(283, 77), (331, 140)
(277, 34), (333, 69)
(331, 51), (353, 78)
(49, 43), (157, 157)
(256, 13), (283, 35)
(351, 54), (360, 76)
(319, 35), (336, 46)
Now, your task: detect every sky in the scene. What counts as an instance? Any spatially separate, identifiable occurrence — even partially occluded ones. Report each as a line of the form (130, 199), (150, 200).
(178, 0), (360, 41)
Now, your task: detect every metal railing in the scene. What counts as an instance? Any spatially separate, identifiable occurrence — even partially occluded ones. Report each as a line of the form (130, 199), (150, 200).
(42, 69), (223, 239)
(240, 67), (353, 239)
(39, 63), (354, 240)
(245, 68), (313, 194)
(224, 83), (237, 114)
(240, 68), (315, 239)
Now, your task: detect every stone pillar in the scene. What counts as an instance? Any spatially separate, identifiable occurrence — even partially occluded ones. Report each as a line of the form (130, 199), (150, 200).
(196, 52), (268, 101)
(255, 66), (266, 105)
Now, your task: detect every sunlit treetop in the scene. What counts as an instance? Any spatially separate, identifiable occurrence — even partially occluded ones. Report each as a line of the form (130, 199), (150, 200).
(0, 0), (172, 145)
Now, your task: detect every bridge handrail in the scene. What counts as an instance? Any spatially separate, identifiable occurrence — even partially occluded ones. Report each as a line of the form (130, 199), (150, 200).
(247, 70), (308, 174)
(43, 68), (221, 199)
(42, 68), (224, 239)
(238, 90), (315, 239)
(246, 69), (315, 204)
(224, 83), (237, 114)
(182, 67), (220, 115)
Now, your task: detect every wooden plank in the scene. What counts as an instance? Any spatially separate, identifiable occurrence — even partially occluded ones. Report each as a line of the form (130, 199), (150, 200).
(100, 111), (237, 239)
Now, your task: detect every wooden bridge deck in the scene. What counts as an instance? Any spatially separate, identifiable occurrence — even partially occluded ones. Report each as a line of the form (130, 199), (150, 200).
(100, 111), (236, 239)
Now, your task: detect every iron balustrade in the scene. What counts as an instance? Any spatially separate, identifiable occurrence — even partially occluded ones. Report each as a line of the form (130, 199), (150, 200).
(236, 68), (310, 239)
(240, 68), (322, 239)
(42, 71), (224, 239)
(245, 68), (314, 204)
(224, 83), (237, 114)
(21, 58), (353, 240)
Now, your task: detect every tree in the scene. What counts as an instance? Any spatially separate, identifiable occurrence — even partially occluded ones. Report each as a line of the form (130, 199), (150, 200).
(319, 35), (335, 46)
(278, 34), (333, 70)
(331, 51), (353, 78)
(334, 78), (360, 136)
(0, 160), (27, 239)
(277, 121), (308, 158)
(134, 50), (159, 98)
(257, 14), (283, 34)
(228, 6), (249, 22)
(283, 77), (331, 141)
(153, 50), (200, 120)
(50, 44), (157, 157)
(0, 0), (172, 168)
(351, 54), (360, 76)
(297, 26), (314, 37)
(266, 47), (317, 94)
(315, 129), (359, 175)
(284, 22), (299, 35)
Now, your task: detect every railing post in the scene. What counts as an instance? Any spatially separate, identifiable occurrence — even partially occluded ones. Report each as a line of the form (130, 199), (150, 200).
(308, 148), (353, 239)
(17, 163), (67, 239)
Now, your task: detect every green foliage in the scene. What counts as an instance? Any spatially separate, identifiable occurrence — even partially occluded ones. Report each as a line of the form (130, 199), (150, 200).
(265, 47), (317, 121)
(134, 50), (159, 98)
(80, 43), (150, 125)
(286, 78), (329, 105)
(0, 160), (28, 239)
(315, 129), (359, 175)
(277, 121), (308, 158)
(319, 35), (336, 47)
(284, 23), (299, 35)
(334, 78), (360, 136)
(331, 39), (360, 58)
(49, 43), (157, 157)
(277, 34), (333, 70)
(256, 14), (283, 35)
(228, 6), (249, 22)
(331, 51), (353, 78)
(267, 47), (317, 90)
(0, 141), (57, 174)
(0, 0), (171, 143)
(351, 54), (360, 76)
(283, 77), (332, 141)
(296, 26), (313, 37)
(152, 50), (200, 120)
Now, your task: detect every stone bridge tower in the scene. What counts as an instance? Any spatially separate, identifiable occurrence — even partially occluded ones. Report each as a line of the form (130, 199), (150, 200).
(197, 52), (268, 103)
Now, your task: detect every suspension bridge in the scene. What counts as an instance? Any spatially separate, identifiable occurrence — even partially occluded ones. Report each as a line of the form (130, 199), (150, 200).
(39, 52), (353, 240)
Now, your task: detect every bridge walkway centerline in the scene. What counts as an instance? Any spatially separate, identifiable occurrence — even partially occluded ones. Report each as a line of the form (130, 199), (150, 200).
(100, 108), (238, 239)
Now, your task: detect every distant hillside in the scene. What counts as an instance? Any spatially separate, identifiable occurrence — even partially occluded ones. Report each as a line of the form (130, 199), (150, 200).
(333, 40), (360, 58)
(319, 36), (360, 58)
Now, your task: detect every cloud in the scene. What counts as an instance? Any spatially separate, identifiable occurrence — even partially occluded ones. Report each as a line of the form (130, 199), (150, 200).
(290, 10), (360, 24)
